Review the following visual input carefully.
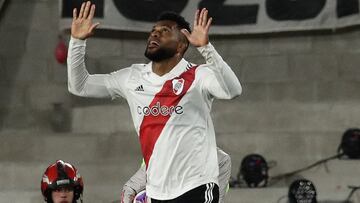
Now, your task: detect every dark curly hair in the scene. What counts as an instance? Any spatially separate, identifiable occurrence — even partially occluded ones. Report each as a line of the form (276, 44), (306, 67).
(157, 11), (191, 33)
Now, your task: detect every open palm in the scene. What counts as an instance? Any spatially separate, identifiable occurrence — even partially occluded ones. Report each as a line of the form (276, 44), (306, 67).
(181, 8), (212, 47)
(71, 1), (100, 40)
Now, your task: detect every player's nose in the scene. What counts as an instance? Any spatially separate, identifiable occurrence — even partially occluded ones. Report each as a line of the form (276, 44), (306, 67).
(150, 30), (160, 38)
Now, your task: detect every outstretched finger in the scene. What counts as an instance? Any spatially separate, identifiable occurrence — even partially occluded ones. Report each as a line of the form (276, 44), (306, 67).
(205, 17), (212, 32)
(202, 10), (208, 27)
(199, 8), (205, 27)
(181, 29), (191, 40)
(73, 8), (77, 20)
(89, 22), (100, 33)
(194, 9), (199, 26)
(88, 4), (96, 20)
(78, 2), (85, 18)
(83, 1), (91, 19)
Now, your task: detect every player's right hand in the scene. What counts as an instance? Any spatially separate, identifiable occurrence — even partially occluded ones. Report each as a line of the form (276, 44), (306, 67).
(71, 1), (100, 40)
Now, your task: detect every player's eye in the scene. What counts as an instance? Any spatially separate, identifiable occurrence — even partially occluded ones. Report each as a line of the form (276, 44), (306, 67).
(161, 27), (171, 33)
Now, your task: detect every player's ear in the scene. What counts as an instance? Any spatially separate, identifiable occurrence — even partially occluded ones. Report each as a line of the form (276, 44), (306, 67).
(177, 41), (186, 53)
(177, 34), (188, 54)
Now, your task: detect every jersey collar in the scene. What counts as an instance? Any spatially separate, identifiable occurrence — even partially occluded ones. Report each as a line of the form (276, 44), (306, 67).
(142, 58), (189, 79)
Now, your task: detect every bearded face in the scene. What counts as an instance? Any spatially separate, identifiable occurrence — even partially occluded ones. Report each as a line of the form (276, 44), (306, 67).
(144, 20), (182, 62)
(144, 42), (177, 62)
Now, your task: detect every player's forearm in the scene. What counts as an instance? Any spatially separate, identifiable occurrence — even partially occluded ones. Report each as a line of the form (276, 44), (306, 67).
(125, 166), (147, 193)
(197, 43), (242, 99)
(67, 37), (111, 98)
(217, 148), (232, 203)
(121, 166), (146, 203)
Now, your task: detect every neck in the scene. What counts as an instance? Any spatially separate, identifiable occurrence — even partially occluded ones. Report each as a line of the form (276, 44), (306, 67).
(152, 54), (182, 76)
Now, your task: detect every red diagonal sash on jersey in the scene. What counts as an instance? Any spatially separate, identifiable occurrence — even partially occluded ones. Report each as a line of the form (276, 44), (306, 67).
(139, 66), (198, 168)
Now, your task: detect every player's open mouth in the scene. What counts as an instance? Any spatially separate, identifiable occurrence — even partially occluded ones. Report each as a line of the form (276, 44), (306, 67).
(148, 41), (160, 48)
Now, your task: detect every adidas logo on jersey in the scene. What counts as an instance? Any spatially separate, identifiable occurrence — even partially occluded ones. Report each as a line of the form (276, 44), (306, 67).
(135, 85), (144, 91)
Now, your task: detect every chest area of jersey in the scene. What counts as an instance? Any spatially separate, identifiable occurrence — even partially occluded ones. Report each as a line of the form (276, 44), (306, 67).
(126, 71), (202, 117)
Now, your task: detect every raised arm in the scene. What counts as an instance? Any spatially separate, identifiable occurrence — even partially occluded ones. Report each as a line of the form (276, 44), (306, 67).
(71, 1), (99, 40)
(67, 1), (112, 98)
(182, 8), (242, 99)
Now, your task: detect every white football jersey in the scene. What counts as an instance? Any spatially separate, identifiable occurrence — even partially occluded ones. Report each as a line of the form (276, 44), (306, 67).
(67, 37), (242, 200)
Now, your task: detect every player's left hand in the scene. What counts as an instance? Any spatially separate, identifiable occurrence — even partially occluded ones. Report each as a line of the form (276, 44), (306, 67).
(181, 8), (212, 47)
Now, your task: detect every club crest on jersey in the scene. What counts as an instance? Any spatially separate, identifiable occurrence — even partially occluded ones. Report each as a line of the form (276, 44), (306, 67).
(172, 78), (185, 95)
